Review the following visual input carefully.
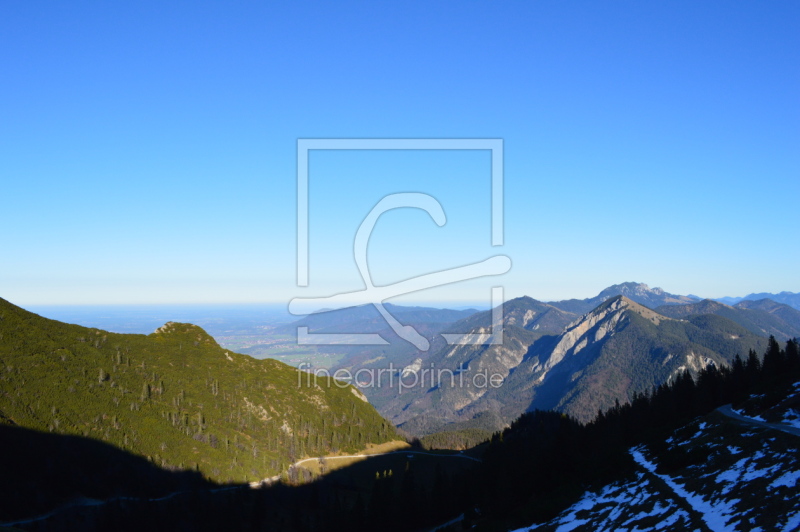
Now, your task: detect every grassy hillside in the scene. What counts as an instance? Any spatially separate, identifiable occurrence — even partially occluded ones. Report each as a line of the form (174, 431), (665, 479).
(0, 298), (398, 486)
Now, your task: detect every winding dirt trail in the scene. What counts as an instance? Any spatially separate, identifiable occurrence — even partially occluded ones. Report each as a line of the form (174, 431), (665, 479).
(716, 404), (800, 438)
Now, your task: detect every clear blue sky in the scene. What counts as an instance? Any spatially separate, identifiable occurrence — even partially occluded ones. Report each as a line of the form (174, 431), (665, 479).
(2, 1), (798, 306)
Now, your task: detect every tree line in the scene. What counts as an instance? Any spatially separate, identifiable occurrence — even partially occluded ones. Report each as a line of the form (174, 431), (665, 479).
(469, 336), (800, 529)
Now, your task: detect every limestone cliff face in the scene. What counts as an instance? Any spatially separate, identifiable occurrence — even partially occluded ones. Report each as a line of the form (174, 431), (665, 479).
(396, 295), (767, 435)
(394, 296), (649, 433)
(532, 296), (669, 381)
(536, 298), (628, 376)
(388, 320), (538, 429)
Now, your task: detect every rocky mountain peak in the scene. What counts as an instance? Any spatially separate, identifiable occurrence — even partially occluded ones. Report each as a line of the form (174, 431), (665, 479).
(591, 283), (697, 310)
(600, 282), (663, 299)
(594, 295), (664, 319)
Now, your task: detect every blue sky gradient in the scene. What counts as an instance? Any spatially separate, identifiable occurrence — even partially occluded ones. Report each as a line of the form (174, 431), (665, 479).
(2, 1), (798, 306)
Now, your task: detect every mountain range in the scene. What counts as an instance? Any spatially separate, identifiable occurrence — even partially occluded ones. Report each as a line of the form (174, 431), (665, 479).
(715, 290), (800, 310)
(656, 298), (800, 341)
(275, 282), (703, 381)
(393, 295), (769, 434)
(291, 282), (798, 435)
(278, 303), (477, 336)
(546, 281), (699, 314)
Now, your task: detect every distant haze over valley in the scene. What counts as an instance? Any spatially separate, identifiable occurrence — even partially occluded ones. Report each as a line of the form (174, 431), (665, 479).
(24, 283), (800, 340)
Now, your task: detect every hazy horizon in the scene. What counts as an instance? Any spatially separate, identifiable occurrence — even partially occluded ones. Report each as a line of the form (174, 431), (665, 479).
(11, 282), (800, 310)
(16, 284), (799, 313)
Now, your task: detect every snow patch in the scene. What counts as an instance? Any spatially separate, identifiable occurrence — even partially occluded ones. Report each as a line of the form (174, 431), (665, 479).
(770, 470), (800, 489)
(782, 510), (800, 532)
(782, 409), (800, 430)
(632, 448), (738, 532)
(732, 407), (766, 422)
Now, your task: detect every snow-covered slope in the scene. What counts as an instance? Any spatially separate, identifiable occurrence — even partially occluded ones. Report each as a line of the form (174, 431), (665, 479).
(511, 395), (800, 531)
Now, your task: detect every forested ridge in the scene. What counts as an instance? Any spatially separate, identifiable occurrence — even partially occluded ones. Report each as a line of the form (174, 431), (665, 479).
(0, 297), (398, 491)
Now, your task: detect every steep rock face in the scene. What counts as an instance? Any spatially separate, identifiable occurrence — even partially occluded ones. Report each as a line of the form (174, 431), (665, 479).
(388, 322), (540, 434)
(535, 297), (637, 378)
(331, 284), (699, 415)
(505, 297), (765, 422)
(306, 284), (780, 437)
(358, 297), (577, 427)
(393, 300), (634, 434)
(397, 296), (767, 435)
